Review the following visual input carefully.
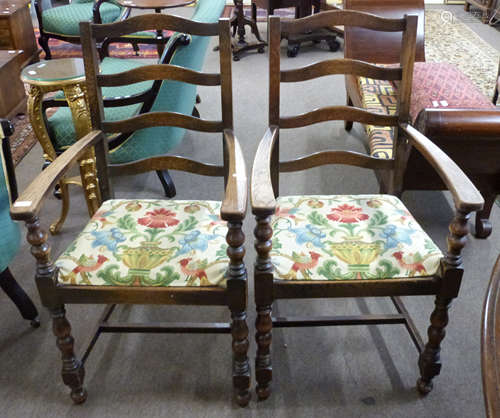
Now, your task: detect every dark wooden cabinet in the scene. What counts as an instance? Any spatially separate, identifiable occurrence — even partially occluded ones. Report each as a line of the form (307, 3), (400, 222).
(0, 50), (27, 118)
(0, 0), (38, 66)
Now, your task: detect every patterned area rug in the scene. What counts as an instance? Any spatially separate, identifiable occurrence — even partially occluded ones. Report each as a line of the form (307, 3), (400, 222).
(33, 28), (161, 59)
(425, 9), (499, 98)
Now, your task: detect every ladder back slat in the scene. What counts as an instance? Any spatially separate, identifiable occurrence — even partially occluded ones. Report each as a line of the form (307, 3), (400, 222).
(97, 64), (221, 87)
(109, 155), (225, 177)
(280, 150), (395, 172)
(280, 10), (406, 34)
(89, 14), (220, 39)
(281, 59), (402, 82)
(280, 106), (398, 129)
(102, 112), (224, 133)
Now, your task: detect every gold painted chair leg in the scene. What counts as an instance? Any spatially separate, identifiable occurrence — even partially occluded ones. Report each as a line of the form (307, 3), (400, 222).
(49, 181), (70, 235)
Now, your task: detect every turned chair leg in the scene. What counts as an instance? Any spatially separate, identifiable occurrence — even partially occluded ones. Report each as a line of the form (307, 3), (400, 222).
(38, 34), (51, 60)
(51, 306), (87, 404)
(231, 310), (251, 406)
(475, 193), (495, 239)
(417, 296), (453, 395)
(255, 304), (272, 400)
(0, 268), (39, 327)
(156, 170), (176, 198)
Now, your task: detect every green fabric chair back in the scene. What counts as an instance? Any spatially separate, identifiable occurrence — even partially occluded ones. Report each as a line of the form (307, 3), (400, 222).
(108, 0), (226, 164)
(0, 135), (20, 272)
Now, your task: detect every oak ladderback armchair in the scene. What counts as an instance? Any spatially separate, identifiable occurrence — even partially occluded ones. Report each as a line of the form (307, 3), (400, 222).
(11, 15), (250, 406)
(251, 11), (484, 400)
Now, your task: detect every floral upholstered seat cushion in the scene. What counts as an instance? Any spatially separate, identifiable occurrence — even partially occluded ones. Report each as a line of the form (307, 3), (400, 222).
(358, 62), (495, 159)
(271, 195), (443, 281)
(55, 200), (230, 287)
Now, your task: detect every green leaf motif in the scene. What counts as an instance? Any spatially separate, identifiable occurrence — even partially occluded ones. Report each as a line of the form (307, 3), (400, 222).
(216, 244), (228, 259)
(174, 216), (198, 233)
(152, 266), (180, 286)
(117, 214), (137, 232)
(272, 237), (282, 250)
(375, 260), (400, 278)
(368, 211), (388, 228)
(307, 211), (329, 227)
(317, 260), (349, 280)
(97, 264), (130, 285)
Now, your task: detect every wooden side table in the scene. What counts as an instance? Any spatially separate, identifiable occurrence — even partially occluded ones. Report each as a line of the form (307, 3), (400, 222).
(21, 58), (100, 234)
(0, 50), (27, 118)
(113, 0), (195, 56)
(0, 0), (38, 66)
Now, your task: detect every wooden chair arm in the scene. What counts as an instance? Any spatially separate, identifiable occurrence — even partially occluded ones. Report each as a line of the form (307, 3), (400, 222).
(401, 123), (484, 213)
(251, 126), (279, 217)
(10, 130), (105, 221)
(221, 129), (247, 221)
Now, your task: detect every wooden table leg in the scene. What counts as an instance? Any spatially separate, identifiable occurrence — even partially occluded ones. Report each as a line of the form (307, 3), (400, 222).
(230, 0), (267, 61)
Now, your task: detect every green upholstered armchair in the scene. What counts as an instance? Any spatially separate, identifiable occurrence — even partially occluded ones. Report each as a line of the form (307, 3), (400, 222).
(34, 0), (131, 60)
(42, 0), (225, 204)
(0, 120), (39, 327)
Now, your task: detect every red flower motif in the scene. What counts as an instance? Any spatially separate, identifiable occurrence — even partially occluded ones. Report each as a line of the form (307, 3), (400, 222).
(275, 206), (296, 219)
(138, 209), (179, 228)
(327, 204), (369, 223)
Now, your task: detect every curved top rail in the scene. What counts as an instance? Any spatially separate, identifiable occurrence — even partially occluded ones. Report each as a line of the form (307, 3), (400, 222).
(86, 14), (222, 39)
(279, 10), (407, 34)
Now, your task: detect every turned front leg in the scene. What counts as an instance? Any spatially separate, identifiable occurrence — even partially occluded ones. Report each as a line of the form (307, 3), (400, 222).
(51, 306), (87, 404)
(226, 220), (251, 406)
(254, 214), (274, 399)
(418, 209), (470, 394)
(417, 296), (452, 394)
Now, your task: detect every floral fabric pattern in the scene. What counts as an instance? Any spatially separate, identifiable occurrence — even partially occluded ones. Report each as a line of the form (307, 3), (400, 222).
(271, 195), (442, 281)
(55, 200), (229, 287)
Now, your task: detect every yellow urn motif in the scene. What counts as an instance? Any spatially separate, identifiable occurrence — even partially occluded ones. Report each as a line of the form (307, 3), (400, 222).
(121, 241), (174, 271)
(329, 238), (381, 268)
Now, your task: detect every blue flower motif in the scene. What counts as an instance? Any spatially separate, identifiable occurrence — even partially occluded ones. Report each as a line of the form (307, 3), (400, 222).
(381, 224), (415, 251)
(176, 230), (217, 256)
(290, 224), (325, 248)
(90, 228), (126, 252)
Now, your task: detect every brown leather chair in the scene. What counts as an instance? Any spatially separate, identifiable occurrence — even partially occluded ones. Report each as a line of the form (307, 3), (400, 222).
(344, 0), (500, 238)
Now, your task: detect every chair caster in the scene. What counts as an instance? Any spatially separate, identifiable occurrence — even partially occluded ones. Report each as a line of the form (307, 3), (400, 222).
(233, 55), (240, 62)
(258, 46), (265, 53)
(287, 44), (300, 57)
(475, 218), (492, 239)
(30, 317), (41, 328)
(328, 39), (340, 52)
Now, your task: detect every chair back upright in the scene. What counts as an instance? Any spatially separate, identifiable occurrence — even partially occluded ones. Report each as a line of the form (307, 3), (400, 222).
(80, 14), (233, 201)
(267, 10), (417, 195)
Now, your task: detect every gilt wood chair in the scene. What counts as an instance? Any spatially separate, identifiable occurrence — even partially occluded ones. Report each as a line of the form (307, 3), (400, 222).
(11, 14), (250, 406)
(0, 120), (39, 328)
(35, 0), (131, 60)
(251, 11), (484, 399)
